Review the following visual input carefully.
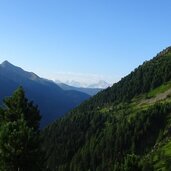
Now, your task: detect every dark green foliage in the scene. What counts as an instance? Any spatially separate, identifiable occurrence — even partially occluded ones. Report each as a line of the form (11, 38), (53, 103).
(2, 87), (41, 130)
(0, 87), (42, 171)
(117, 154), (154, 171)
(44, 102), (171, 171)
(122, 154), (141, 171)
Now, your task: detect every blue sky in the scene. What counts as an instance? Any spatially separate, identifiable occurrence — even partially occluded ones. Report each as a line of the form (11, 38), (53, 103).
(0, 0), (171, 84)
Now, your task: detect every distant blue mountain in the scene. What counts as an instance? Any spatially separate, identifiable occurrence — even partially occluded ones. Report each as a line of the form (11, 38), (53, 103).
(0, 61), (90, 127)
(56, 82), (102, 96)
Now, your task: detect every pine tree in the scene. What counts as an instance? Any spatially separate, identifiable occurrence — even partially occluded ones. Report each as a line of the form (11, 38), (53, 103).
(0, 87), (42, 171)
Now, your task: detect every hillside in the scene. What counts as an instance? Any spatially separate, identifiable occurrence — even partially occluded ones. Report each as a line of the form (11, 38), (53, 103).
(42, 47), (171, 171)
(0, 61), (90, 127)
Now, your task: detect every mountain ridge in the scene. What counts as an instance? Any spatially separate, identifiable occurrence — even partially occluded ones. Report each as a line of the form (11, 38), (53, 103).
(0, 61), (90, 127)
(56, 82), (102, 96)
(58, 80), (111, 89)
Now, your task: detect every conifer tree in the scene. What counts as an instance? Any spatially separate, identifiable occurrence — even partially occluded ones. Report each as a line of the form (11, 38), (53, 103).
(0, 87), (42, 171)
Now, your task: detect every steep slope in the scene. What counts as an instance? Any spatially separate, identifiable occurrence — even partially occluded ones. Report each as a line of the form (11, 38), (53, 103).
(57, 82), (102, 96)
(0, 61), (90, 127)
(42, 47), (171, 171)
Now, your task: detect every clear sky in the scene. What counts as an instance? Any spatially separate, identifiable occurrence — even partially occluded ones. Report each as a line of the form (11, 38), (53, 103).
(0, 0), (171, 84)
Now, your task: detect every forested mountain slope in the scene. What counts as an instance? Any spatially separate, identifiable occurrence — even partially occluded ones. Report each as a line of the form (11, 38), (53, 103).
(43, 47), (171, 171)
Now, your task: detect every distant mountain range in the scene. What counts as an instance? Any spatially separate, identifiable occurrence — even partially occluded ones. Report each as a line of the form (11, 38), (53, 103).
(87, 80), (111, 89)
(56, 82), (102, 96)
(55, 80), (111, 89)
(0, 61), (91, 127)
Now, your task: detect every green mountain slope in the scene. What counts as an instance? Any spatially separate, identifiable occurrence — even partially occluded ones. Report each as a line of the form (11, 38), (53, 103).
(42, 47), (171, 171)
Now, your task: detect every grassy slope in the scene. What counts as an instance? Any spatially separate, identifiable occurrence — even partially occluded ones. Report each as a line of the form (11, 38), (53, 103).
(99, 82), (171, 170)
(94, 81), (171, 170)
(99, 81), (171, 118)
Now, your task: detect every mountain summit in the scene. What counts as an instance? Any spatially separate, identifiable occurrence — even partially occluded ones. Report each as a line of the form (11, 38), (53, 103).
(0, 61), (41, 82)
(1, 60), (11, 66)
(1, 60), (23, 70)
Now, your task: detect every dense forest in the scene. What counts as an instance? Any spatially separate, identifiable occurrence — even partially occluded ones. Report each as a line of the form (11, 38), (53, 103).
(42, 47), (171, 171)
